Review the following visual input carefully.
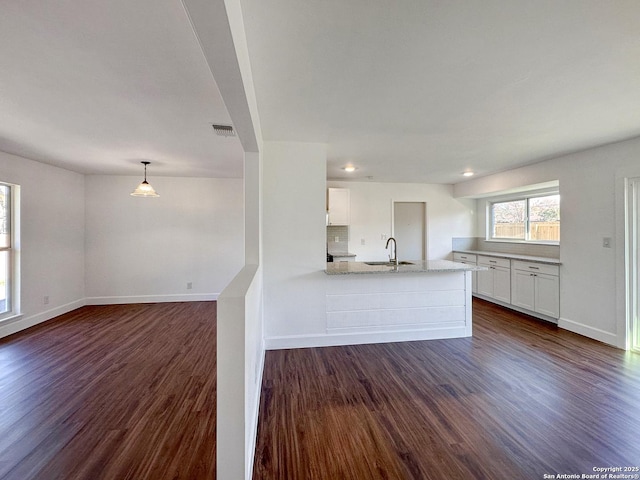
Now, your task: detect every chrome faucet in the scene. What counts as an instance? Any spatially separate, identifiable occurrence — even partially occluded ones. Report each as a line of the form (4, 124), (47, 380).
(385, 237), (398, 265)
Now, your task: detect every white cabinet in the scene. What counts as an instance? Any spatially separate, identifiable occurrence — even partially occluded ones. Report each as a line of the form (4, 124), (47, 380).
(535, 273), (560, 318)
(477, 267), (493, 297)
(477, 256), (511, 303)
(453, 252), (477, 294)
(327, 188), (350, 225)
(493, 266), (511, 304)
(511, 269), (536, 311)
(511, 261), (560, 318)
(467, 253), (560, 321)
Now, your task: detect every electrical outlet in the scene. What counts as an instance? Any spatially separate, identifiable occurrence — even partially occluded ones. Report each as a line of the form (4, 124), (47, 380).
(361, 238), (365, 245)
(43, 296), (49, 305)
(334, 236), (339, 243)
(603, 237), (612, 248)
(187, 282), (193, 290)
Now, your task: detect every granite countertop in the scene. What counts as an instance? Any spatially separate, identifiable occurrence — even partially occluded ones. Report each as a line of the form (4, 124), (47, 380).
(454, 249), (561, 265)
(325, 259), (486, 275)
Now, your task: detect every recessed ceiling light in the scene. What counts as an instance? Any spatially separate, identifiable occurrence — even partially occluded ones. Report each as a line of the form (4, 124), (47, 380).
(463, 171), (475, 177)
(343, 165), (357, 172)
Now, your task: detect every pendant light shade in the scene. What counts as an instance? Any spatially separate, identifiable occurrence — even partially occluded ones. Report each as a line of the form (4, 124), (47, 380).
(130, 161), (159, 197)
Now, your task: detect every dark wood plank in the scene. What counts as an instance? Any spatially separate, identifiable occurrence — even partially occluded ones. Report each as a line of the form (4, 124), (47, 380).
(253, 298), (640, 480)
(0, 302), (217, 480)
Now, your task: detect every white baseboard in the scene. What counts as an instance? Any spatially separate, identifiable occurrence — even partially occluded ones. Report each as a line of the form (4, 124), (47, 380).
(265, 326), (470, 350)
(85, 293), (219, 305)
(558, 317), (619, 347)
(0, 299), (86, 339)
(1, 294), (220, 339)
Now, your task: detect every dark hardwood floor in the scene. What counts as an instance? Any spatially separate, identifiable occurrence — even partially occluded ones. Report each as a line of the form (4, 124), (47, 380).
(253, 298), (640, 480)
(3, 299), (640, 479)
(0, 302), (217, 480)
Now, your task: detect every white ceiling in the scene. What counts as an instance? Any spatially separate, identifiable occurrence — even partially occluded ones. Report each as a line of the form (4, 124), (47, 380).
(3, 1), (640, 184)
(241, 0), (640, 184)
(0, 0), (244, 178)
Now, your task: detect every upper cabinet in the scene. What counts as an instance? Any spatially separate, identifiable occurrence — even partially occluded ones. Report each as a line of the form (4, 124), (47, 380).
(327, 188), (350, 225)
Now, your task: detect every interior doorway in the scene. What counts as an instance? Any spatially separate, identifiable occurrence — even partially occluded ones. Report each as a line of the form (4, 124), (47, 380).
(393, 202), (427, 261)
(628, 178), (640, 352)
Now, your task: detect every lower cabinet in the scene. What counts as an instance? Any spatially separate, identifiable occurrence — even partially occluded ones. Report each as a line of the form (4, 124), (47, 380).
(477, 256), (511, 304)
(511, 261), (560, 318)
(455, 252), (560, 321)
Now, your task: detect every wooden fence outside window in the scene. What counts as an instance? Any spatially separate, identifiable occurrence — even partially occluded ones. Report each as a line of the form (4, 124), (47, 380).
(494, 222), (560, 241)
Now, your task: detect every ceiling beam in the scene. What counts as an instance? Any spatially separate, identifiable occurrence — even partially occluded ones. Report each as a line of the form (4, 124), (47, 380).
(182, 0), (262, 153)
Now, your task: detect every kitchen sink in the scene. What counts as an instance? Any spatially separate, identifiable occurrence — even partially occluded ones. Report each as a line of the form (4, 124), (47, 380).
(364, 261), (414, 266)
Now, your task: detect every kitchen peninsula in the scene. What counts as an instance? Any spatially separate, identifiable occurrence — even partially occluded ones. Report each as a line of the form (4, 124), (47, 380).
(324, 260), (484, 346)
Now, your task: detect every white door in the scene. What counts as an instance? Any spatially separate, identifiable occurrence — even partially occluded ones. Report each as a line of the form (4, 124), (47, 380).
(477, 268), (494, 297)
(512, 269), (535, 311)
(393, 202), (426, 261)
(535, 273), (560, 318)
(493, 266), (511, 304)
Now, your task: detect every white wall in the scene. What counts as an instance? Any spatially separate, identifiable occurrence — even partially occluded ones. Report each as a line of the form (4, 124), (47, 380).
(217, 151), (264, 480)
(0, 151), (85, 338)
(328, 181), (476, 262)
(85, 175), (244, 303)
(454, 135), (640, 348)
(262, 141), (328, 343)
(262, 157), (477, 347)
(217, 263), (262, 480)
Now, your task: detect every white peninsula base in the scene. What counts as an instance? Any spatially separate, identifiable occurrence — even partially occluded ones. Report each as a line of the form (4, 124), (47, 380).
(324, 260), (479, 347)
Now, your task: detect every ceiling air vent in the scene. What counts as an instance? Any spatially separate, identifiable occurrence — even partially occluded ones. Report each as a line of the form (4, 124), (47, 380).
(212, 124), (236, 137)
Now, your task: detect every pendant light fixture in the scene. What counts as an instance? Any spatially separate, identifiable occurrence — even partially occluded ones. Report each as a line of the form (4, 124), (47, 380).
(130, 161), (159, 197)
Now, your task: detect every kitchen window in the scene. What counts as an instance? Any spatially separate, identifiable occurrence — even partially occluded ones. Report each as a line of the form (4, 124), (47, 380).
(489, 193), (560, 243)
(0, 183), (18, 319)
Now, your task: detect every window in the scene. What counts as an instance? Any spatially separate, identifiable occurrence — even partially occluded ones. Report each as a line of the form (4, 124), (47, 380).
(0, 183), (17, 318)
(490, 193), (560, 243)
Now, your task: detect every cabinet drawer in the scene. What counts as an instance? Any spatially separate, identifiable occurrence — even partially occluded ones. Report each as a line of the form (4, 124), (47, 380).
(332, 255), (356, 262)
(512, 260), (559, 276)
(453, 252), (477, 263)
(478, 255), (510, 268)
